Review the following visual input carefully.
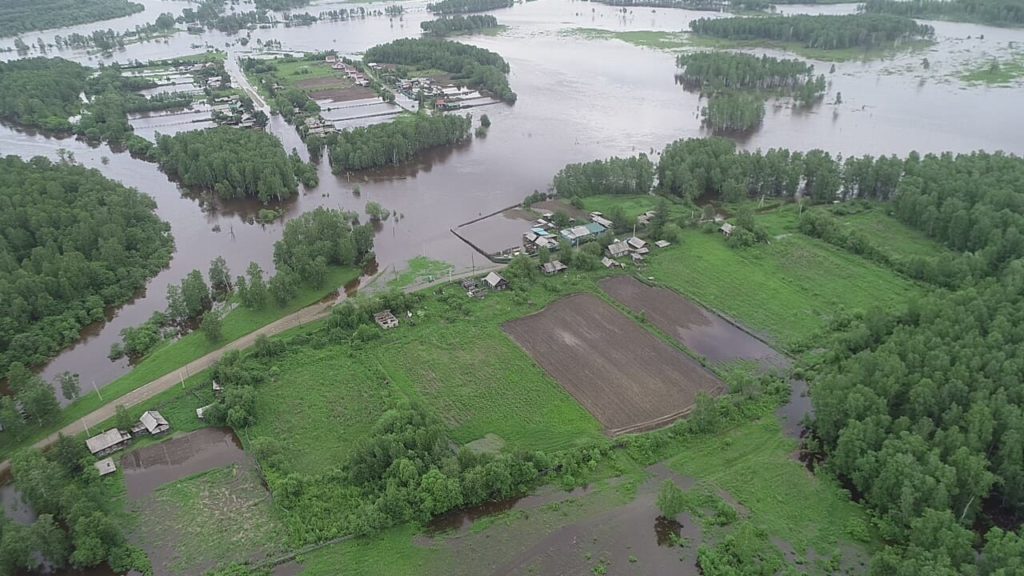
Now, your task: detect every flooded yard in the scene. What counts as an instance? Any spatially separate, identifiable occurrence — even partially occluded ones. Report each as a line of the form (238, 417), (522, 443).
(122, 427), (248, 500)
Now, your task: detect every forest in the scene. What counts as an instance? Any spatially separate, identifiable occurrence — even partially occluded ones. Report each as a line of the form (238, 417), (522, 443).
(426, 0), (514, 14)
(326, 112), (473, 172)
(255, 0), (311, 10)
(364, 38), (517, 102)
(676, 52), (825, 132)
(0, 0), (143, 37)
(552, 155), (655, 197)
(0, 156), (173, 381)
(591, 0), (771, 11)
(420, 14), (500, 36)
(689, 14), (935, 50)
(0, 58), (90, 132)
(154, 128), (314, 203)
(863, 0), (1024, 27)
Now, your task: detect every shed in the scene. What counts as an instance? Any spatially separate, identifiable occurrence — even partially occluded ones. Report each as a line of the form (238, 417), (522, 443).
(484, 272), (508, 290)
(655, 240), (671, 248)
(591, 215), (614, 229)
(540, 260), (568, 276)
(601, 257), (622, 269)
(93, 457), (117, 477)
(631, 252), (646, 264)
(196, 403), (215, 420)
(720, 222), (735, 237)
(86, 429), (132, 456)
(606, 241), (630, 258)
(374, 310), (399, 329)
(212, 380), (223, 395)
(137, 411), (170, 436)
(627, 237), (647, 251)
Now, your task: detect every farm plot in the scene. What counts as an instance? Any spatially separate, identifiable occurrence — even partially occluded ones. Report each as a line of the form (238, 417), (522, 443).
(503, 294), (725, 435)
(600, 276), (789, 371)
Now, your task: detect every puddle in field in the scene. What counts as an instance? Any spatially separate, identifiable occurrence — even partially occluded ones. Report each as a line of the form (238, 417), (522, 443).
(121, 427), (248, 500)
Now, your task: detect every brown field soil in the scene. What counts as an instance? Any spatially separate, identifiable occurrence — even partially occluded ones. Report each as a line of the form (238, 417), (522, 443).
(502, 294), (725, 435)
(295, 76), (353, 91)
(312, 86), (378, 102)
(600, 276), (790, 371)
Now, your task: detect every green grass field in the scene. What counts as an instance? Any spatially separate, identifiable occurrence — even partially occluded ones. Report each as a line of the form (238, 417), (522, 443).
(386, 256), (454, 290)
(648, 228), (922, 348)
(566, 28), (692, 50)
(0, 266), (359, 460)
(831, 206), (951, 259)
(666, 417), (872, 556)
(960, 54), (1024, 86)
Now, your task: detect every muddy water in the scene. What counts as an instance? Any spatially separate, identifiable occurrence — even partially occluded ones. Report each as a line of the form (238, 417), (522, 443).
(121, 427), (248, 500)
(0, 1), (1021, 401)
(426, 485), (594, 535)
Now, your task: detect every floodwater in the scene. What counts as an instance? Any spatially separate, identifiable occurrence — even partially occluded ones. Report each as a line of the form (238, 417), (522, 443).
(0, 0), (1021, 402)
(121, 427), (248, 500)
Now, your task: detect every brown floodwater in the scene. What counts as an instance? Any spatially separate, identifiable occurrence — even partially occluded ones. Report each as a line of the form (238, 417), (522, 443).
(121, 427), (248, 500)
(0, 1), (1021, 405)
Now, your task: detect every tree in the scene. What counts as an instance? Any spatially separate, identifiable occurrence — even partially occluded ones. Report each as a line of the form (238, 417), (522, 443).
(18, 379), (59, 426)
(31, 514), (70, 569)
(537, 246), (551, 264)
(0, 396), (24, 437)
(180, 269), (211, 319)
(208, 256), (232, 299)
(657, 480), (688, 518)
(115, 404), (133, 431)
(243, 262), (268, 310)
(201, 310), (223, 343)
(165, 283), (188, 326)
(58, 372), (80, 402)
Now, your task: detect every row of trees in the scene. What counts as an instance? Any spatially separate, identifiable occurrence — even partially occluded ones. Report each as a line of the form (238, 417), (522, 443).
(551, 154), (655, 197)
(326, 112), (472, 172)
(701, 91), (766, 133)
(862, 0), (1024, 27)
(689, 14), (935, 50)
(420, 14), (500, 36)
(0, 0), (143, 38)
(0, 156), (173, 378)
(426, 0), (513, 14)
(3, 437), (149, 573)
(154, 127), (310, 203)
(364, 38), (516, 102)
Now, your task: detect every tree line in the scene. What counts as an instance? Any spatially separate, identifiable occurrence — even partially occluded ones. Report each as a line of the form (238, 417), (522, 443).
(863, 0), (1024, 27)
(701, 91), (766, 133)
(326, 112), (472, 172)
(0, 0), (144, 38)
(676, 52), (825, 103)
(365, 37), (517, 102)
(153, 127), (317, 203)
(689, 14), (935, 50)
(552, 154), (655, 197)
(426, 0), (513, 14)
(420, 14), (500, 36)
(0, 156), (173, 384)
(590, 0), (771, 11)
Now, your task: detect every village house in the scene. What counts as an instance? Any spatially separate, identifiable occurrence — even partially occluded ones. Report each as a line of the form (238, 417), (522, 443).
(133, 410), (170, 436)
(374, 310), (399, 329)
(94, 457), (117, 477)
(540, 260), (568, 276)
(86, 429), (132, 457)
(484, 272), (508, 291)
(601, 256), (623, 269)
(627, 237), (647, 251)
(590, 213), (614, 229)
(606, 241), (630, 259)
(720, 222), (735, 237)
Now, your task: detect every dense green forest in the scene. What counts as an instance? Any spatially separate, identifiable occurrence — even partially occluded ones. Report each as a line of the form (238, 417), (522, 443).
(255, 0), (311, 10)
(181, 0), (274, 34)
(273, 208), (376, 287)
(701, 91), (766, 132)
(154, 128), (312, 203)
(426, 0), (513, 14)
(676, 52), (825, 133)
(0, 58), (90, 132)
(0, 437), (150, 573)
(590, 0), (771, 11)
(552, 155), (655, 197)
(420, 15), (500, 36)
(365, 38), (516, 102)
(0, 0), (144, 37)
(327, 112), (472, 172)
(0, 156), (173, 379)
(863, 0), (1024, 27)
(689, 14), (934, 50)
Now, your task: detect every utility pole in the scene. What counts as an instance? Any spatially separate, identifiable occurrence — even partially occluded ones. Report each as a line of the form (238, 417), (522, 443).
(92, 380), (102, 401)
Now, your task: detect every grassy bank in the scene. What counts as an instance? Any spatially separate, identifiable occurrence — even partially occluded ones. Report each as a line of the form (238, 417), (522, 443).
(565, 28), (691, 50)
(961, 54), (1024, 85)
(0, 266), (359, 459)
(688, 35), (934, 62)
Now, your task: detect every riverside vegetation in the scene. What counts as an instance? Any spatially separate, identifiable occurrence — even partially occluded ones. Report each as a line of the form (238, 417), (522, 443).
(0, 0), (144, 38)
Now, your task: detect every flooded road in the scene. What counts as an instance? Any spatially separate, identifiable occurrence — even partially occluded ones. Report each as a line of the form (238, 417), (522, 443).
(0, 0), (1021, 400)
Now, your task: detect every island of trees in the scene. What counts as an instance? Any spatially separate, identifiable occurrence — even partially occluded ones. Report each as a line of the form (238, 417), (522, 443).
(154, 128), (316, 203)
(364, 38), (517, 102)
(552, 155), (655, 198)
(420, 14), (500, 36)
(863, 0), (1024, 27)
(689, 14), (935, 51)
(0, 0), (144, 38)
(0, 155), (173, 379)
(591, 0), (771, 11)
(426, 0), (514, 14)
(327, 112), (473, 172)
(676, 52), (826, 132)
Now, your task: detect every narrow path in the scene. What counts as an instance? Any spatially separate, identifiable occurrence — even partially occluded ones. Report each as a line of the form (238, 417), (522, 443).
(0, 265), (504, 475)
